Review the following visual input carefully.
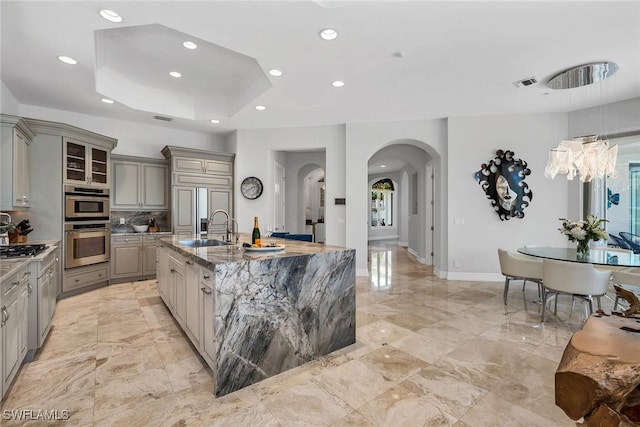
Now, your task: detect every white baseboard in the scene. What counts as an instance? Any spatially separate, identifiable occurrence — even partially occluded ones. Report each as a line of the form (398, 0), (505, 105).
(407, 248), (427, 264)
(433, 267), (446, 278)
(367, 235), (399, 241)
(446, 272), (504, 282)
(397, 241), (408, 247)
(356, 268), (369, 277)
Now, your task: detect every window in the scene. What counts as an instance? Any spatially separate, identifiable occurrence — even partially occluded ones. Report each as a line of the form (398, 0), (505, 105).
(584, 134), (640, 238)
(371, 179), (394, 228)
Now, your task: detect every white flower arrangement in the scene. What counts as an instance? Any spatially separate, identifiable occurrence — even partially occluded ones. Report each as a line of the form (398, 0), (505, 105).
(558, 214), (608, 253)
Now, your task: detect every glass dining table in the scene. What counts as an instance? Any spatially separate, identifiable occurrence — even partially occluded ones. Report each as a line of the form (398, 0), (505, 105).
(517, 247), (640, 268)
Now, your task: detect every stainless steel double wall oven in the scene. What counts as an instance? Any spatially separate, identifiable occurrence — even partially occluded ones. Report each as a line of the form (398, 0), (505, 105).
(64, 185), (110, 269)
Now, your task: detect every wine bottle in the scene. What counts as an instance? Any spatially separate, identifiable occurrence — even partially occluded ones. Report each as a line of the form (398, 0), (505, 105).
(252, 216), (261, 245)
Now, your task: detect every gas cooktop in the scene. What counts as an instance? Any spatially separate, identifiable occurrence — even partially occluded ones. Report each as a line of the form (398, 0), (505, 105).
(0, 244), (48, 258)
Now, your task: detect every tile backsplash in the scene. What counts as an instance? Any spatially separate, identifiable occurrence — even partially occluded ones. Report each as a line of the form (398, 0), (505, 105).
(111, 211), (169, 233)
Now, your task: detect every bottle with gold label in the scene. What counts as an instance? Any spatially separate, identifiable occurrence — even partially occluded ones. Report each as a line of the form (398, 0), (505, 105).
(251, 216), (261, 245)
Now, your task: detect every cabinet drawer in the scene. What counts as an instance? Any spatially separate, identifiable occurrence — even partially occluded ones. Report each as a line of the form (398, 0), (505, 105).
(2, 272), (21, 296)
(200, 267), (215, 287)
(144, 235), (161, 243)
(64, 265), (109, 292)
(204, 160), (232, 175)
(173, 173), (232, 188)
(112, 235), (142, 245)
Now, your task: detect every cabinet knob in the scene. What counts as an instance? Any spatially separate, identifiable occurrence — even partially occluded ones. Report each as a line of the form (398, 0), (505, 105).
(170, 268), (176, 273)
(186, 260), (193, 265)
(203, 275), (210, 279)
(200, 287), (212, 295)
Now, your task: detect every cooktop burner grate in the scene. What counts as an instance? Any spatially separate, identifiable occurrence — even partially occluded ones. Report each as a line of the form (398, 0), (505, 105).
(0, 244), (47, 258)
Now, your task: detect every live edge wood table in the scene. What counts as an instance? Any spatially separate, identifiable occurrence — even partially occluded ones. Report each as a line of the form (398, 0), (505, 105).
(556, 315), (640, 426)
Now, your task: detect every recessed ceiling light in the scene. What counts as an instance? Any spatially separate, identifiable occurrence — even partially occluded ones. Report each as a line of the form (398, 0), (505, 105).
(100, 9), (122, 23)
(255, 105), (266, 111)
(319, 28), (338, 41)
(268, 69), (283, 77)
(57, 56), (77, 65)
(380, 164), (386, 168)
(101, 98), (114, 104)
(210, 119), (220, 124)
(331, 80), (345, 87)
(183, 41), (197, 50)
(169, 71), (182, 78)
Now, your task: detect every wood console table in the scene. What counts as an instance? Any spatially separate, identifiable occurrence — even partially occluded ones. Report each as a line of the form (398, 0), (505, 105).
(556, 315), (640, 425)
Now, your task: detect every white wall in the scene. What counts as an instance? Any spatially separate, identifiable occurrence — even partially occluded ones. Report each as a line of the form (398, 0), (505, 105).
(346, 120), (447, 276)
(235, 126), (345, 241)
(447, 113), (570, 281)
(19, 104), (225, 158)
(1, 80), (19, 115)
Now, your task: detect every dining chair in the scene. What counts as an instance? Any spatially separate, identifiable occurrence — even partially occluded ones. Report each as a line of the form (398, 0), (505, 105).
(611, 269), (640, 310)
(497, 248), (543, 306)
(541, 259), (611, 322)
(619, 232), (640, 254)
(609, 235), (634, 251)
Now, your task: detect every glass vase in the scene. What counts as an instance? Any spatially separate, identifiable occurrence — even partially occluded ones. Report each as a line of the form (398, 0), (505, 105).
(576, 240), (590, 259)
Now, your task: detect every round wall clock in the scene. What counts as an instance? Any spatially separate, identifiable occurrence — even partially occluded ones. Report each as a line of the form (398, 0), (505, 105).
(241, 176), (263, 200)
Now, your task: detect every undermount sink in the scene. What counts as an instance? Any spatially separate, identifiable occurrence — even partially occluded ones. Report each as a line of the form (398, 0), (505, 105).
(178, 239), (231, 248)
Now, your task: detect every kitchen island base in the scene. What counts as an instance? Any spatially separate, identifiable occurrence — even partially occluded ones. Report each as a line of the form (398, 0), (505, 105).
(157, 236), (356, 397)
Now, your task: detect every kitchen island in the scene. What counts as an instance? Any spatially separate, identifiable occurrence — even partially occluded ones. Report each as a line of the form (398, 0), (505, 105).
(156, 235), (356, 397)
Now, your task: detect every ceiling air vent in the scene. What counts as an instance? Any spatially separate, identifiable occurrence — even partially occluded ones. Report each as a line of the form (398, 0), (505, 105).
(513, 76), (538, 88)
(153, 115), (173, 122)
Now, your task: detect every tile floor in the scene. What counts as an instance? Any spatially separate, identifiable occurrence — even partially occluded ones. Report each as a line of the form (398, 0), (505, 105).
(1, 242), (599, 426)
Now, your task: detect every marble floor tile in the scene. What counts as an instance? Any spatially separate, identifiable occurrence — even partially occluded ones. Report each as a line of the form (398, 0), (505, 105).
(314, 359), (395, 409)
(357, 383), (458, 427)
(2, 242), (585, 426)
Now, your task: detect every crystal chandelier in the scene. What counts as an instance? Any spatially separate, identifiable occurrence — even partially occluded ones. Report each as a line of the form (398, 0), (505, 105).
(544, 62), (620, 183)
(544, 136), (618, 182)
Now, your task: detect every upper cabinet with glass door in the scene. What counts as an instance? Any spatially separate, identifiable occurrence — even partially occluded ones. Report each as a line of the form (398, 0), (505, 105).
(64, 138), (110, 188)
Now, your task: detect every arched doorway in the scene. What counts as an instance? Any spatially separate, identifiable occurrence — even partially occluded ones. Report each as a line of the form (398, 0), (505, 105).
(367, 142), (436, 266)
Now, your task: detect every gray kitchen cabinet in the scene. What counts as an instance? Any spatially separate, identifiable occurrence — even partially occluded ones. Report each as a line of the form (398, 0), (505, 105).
(0, 115), (35, 210)
(1, 264), (29, 399)
(183, 259), (199, 346)
(157, 244), (169, 304)
(170, 156), (232, 176)
(111, 236), (143, 280)
(63, 138), (110, 188)
(112, 156), (169, 210)
(200, 267), (216, 366)
(162, 146), (234, 236)
(142, 236), (158, 276)
(172, 186), (196, 237)
(110, 234), (165, 283)
(168, 252), (186, 324)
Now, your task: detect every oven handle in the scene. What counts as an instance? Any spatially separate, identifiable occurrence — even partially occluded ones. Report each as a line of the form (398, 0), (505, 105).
(65, 228), (110, 234)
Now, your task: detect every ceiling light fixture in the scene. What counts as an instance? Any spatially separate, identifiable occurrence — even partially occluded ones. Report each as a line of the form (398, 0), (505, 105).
(331, 80), (345, 87)
(319, 28), (338, 41)
(57, 56), (77, 65)
(183, 41), (197, 50)
(544, 62), (620, 183)
(268, 69), (283, 77)
(169, 71), (182, 78)
(547, 62), (619, 90)
(210, 119), (220, 124)
(380, 165), (386, 168)
(545, 136), (617, 183)
(101, 98), (114, 104)
(255, 105), (266, 111)
(99, 9), (122, 23)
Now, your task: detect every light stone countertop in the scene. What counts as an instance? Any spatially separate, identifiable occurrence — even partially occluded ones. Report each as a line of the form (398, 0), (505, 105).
(158, 233), (354, 271)
(0, 239), (59, 281)
(110, 231), (173, 236)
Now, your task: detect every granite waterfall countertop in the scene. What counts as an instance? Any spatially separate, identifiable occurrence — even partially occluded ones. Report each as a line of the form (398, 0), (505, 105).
(157, 232), (356, 397)
(158, 233), (353, 269)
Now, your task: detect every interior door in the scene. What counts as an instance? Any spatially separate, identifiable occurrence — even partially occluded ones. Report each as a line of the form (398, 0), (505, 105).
(274, 162), (286, 231)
